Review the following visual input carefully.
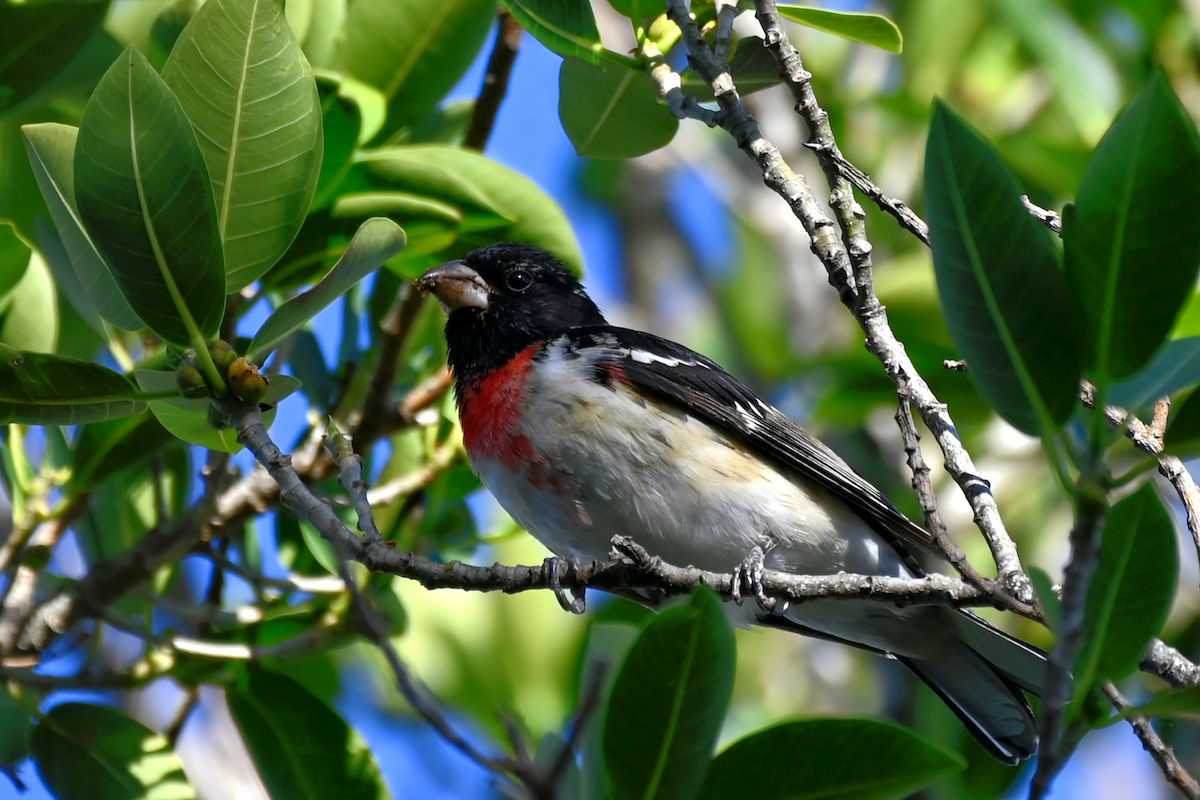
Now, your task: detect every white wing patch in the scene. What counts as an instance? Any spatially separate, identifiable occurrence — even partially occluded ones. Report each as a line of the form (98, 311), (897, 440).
(625, 348), (712, 369)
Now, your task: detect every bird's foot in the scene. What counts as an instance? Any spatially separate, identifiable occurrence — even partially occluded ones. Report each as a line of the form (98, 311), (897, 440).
(731, 545), (783, 614)
(543, 557), (586, 615)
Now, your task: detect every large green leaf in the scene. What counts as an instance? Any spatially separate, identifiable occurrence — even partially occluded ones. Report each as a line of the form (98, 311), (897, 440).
(76, 446), (189, 563)
(227, 671), (391, 800)
(133, 369), (298, 453)
(502, 0), (635, 67)
(0, 1), (110, 114)
(69, 411), (174, 493)
(22, 123), (142, 330)
(1072, 484), (1177, 708)
(923, 101), (1081, 436)
(0, 223), (30, 304)
(603, 588), (735, 800)
(331, 0), (495, 137)
(248, 218), (406, 360)
(1063, 72), (1200, 383)
(776, 5), (903, 53)
(356, 145), (583, 273)
(74, 45), (225, 350)
(298, 0), (346, 69)
(0, 344), (147, 425)
(0, 689), (32, 773)
(559, 58), (678, 159)
(30, 703), (194, 800)
(1109, 336), (1200, 411)
(697, 719), (963, 800)
(312, 73), (366, 212)
(162, 0), (323, 290)
(0, 250), (57, 353)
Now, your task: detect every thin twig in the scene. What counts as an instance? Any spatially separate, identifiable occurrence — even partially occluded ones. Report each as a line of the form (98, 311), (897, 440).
(464, 10), (523, 151)
(1022, 195), (1063, 234)
(806, 144), (930, 244)
(895, 378), (1002, 599)
(324, 430), (384, 540)
(1103, 682), (1200, 799)
(1143, 640), (1200, 689)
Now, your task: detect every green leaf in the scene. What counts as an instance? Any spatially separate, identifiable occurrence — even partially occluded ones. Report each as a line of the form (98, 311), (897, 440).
(1099, 685), (1200, 727)
(1168, 389), (1200, 454)
(0, 223), (30, 305)
(603, 588), (735, 800)
(299, 520), (341, 575)
(31, 702), (194, 800)
(502, 0), (638, 68)
(357, 145), (584, 274)
(1028, 566), (1062, 633)
(312, 73), (366, 212)
(331, 192), (466, 226)
(227, 671), (392, 800)
(148, 0), (203, 70)
(133, 369), (297, 453)
(332, 0), (496, 136)
(559, 58), (678, 159)
(248, 218), (406, 361)
(69, 411), (174, 493)
(77, 447), (189, 563)
(298, 0), (346, 69)
(1109, 336), (1200, 411)
(681, 36), (783, 100)
(606, 0), (660, 22)
(75, 45), (225, 350)
(0, 1), (110, 114)
(22, 124), (143, 331)
(923, 101), (1081, 436)
(161, 0), (323, 290)
(698, 719), (963, 800)
(0, 689), (32, 771)
(1073, 484), (1177, 708)
(0, 249), (57, 354)
(0, 344), (146, 425)
(1064, 73), (1200, 382)
(776, 5), (903, 53)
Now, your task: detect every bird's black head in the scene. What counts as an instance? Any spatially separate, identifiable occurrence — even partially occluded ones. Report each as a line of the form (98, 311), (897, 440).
(416, 243), (606, 389)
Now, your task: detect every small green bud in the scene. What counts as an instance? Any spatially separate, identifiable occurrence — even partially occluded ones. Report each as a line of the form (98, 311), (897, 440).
(648, 13), (678, 44)
(208, 339), (237, 373)
(176, 365), (209, 398)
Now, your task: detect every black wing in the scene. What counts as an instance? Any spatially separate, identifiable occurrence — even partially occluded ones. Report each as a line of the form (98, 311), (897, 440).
(565, 326), (937, 575)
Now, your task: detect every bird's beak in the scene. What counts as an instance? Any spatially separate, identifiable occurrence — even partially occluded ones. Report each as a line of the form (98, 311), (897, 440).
(415, 261), (490, 311)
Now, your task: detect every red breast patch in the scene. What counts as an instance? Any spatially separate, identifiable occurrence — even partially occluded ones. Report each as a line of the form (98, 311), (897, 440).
(459, 344), (545, 471)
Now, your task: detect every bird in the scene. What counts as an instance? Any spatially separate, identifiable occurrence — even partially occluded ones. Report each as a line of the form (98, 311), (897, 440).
(416, 242), (1046, 764)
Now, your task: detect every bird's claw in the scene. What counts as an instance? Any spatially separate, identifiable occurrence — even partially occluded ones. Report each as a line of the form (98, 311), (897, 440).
(543, 557), (586, 615)
(731, 545), (781, 613)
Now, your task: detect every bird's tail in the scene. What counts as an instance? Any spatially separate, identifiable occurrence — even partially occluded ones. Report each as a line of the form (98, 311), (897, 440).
(898, 612), (1046, 764)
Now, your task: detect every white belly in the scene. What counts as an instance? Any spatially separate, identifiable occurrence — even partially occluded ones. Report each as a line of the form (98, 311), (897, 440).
(470, 348), (906, 581)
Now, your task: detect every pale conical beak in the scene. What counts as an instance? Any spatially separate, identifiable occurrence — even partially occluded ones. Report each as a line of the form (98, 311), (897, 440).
(415, 261), (490, 311)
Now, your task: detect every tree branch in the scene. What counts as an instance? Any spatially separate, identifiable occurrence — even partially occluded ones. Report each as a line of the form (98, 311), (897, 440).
(653, 0), (1033, 605)
(464, 10), (523, 151)
(1103, 682), (1200, 799)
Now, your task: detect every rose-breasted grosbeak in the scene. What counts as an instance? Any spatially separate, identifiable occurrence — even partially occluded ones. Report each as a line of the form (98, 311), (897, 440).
(417, 243), (1045, 763)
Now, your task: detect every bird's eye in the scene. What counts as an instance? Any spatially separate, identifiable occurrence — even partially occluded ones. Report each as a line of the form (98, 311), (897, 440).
(505, 269), (533, 293)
